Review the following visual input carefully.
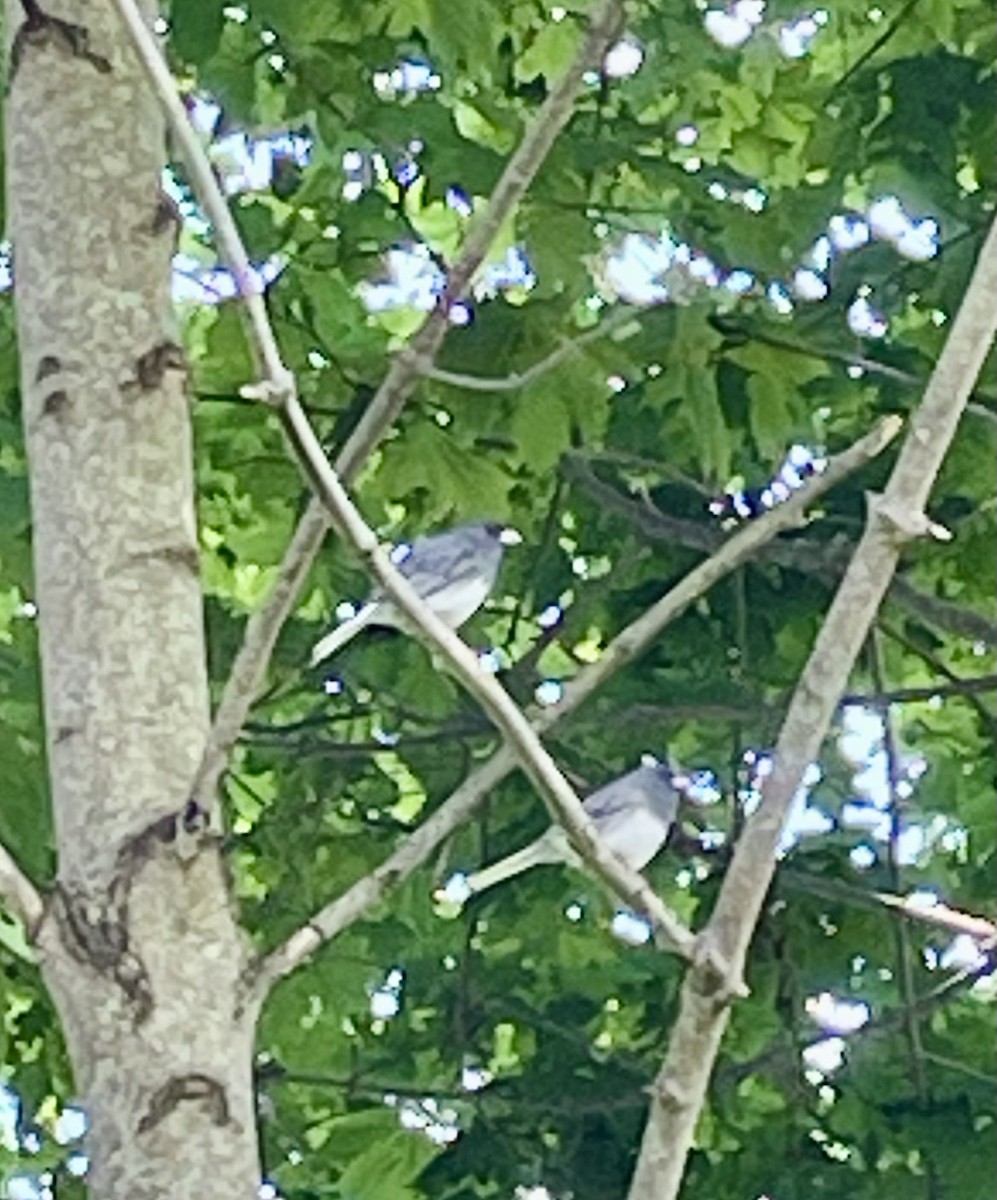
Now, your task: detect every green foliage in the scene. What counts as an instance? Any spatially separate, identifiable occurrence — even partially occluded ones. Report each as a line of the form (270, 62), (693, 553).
(1, 0), (995, 1196)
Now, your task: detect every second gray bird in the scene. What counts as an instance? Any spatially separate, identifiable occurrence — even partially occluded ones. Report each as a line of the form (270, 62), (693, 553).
(464, 762), (680, 895)
(311, 521), (508, 666)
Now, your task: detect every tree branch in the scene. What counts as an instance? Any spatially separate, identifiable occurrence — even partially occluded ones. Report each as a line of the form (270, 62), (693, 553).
(845, 673), (997, 707)
(109, 0), (287, 386)
(710, 314), (997, 410)
(248, 416), (901, 1004)
(873, 632), (930, 1101)
(428, 304), (639, 392)
(878, 620), (995, 727)
(0, 839), (44, 934)
(777, 867), (997, 944)
(625, 214), (997, 1200)
(888, 577), (996, 648)
(871, 893), (997, 942)
(111, 0), (626, 817)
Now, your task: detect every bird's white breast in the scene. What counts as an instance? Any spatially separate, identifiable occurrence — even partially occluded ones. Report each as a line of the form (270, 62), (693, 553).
(432, 576), (493, 629)
(602, 806), (670, 871)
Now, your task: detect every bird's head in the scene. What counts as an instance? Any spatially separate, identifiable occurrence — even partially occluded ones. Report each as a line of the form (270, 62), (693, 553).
(479, 521), (522, 546)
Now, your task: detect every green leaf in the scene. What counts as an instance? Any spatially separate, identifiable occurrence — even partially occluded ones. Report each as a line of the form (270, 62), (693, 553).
(514, 22), (580, 84)
(170, 0), (226, 64)
(511, 390), (572, 473)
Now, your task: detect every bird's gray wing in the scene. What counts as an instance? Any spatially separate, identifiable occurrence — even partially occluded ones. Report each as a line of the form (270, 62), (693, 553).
(582, 764), (679, 872)
(583, 767), (651, 821)
(377, 525), (502, 603)
(585, 764), (678, 822)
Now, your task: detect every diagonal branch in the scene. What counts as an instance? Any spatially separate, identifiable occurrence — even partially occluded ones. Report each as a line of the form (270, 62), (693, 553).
(0, 839), (44, 934)
(111, 0), (626, 816)
(625, 214), (997, 1200)
(109, 0), (287, 386)
(248, 415), (901, 1004)
(428, 304), (640, 392)
(777, 867), (997, 943)
(871, 631), (930, 1102)
(871, 892), (997, 942)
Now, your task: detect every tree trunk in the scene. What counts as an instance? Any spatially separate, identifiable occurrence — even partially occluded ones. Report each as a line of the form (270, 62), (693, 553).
(4, 1), (260, 1193)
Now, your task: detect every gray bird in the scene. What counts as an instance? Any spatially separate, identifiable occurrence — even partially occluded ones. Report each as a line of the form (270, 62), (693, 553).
(311, 521), (510, 666)
(463, 762), (680, 896)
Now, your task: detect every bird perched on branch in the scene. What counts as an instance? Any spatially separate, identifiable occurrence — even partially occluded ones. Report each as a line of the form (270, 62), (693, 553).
(462, 761), (681, 896)
(311, 521), (514, 666)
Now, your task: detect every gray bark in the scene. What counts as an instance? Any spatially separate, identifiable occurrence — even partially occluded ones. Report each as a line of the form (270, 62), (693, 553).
(4, 1), (260, 1193)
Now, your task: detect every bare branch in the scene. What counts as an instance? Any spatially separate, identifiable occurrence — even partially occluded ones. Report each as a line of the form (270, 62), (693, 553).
(888, 577), (996, 648)
(249, 416), (901, 1002)
(712, 314), (997, 409)
(873, 631), (929, 1102)
(112, 0), (625, 816)
(844, 673), (997, 707)
(118, 0), (691, 989)
(967, 401), (997, 427)
(872, 893), (997, 942)
(0, 839), (44, 935)
(625, 214), (997, 1200)
(427, 305), (640, 392)
(878, 620), (996, 727)
(778, 867), (997, 944)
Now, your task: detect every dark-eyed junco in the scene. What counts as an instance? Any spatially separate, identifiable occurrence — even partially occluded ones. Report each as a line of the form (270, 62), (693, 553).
(311, 521), (514, 665)
(462, 761), (680, 895)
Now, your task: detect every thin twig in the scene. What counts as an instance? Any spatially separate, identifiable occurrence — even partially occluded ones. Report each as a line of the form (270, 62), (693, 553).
(825, 0), (924, 100)
(428, 305), (639, 392)
(625, 214), (997, 1200)
(878, 620), (995, 727)
(845, 672), (997, 708)
(778, 868), (997, 944)
(248, 416), (902, 1003)
(919, 1051), (997, 1087)
(889, 578), (996, 648)
(711, 315), (997, 410)
(871, 893), (997, 942)
(967, 401), (997, 427)
(871, 632), (929, 1102)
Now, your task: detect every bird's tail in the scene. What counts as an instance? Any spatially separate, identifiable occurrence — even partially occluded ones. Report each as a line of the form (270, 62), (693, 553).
(464, 834), (565, 896)
(310, 604), (377, 666)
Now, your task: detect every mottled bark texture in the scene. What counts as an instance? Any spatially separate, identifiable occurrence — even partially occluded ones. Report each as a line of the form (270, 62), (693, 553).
(5, 1), (260, 1194)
